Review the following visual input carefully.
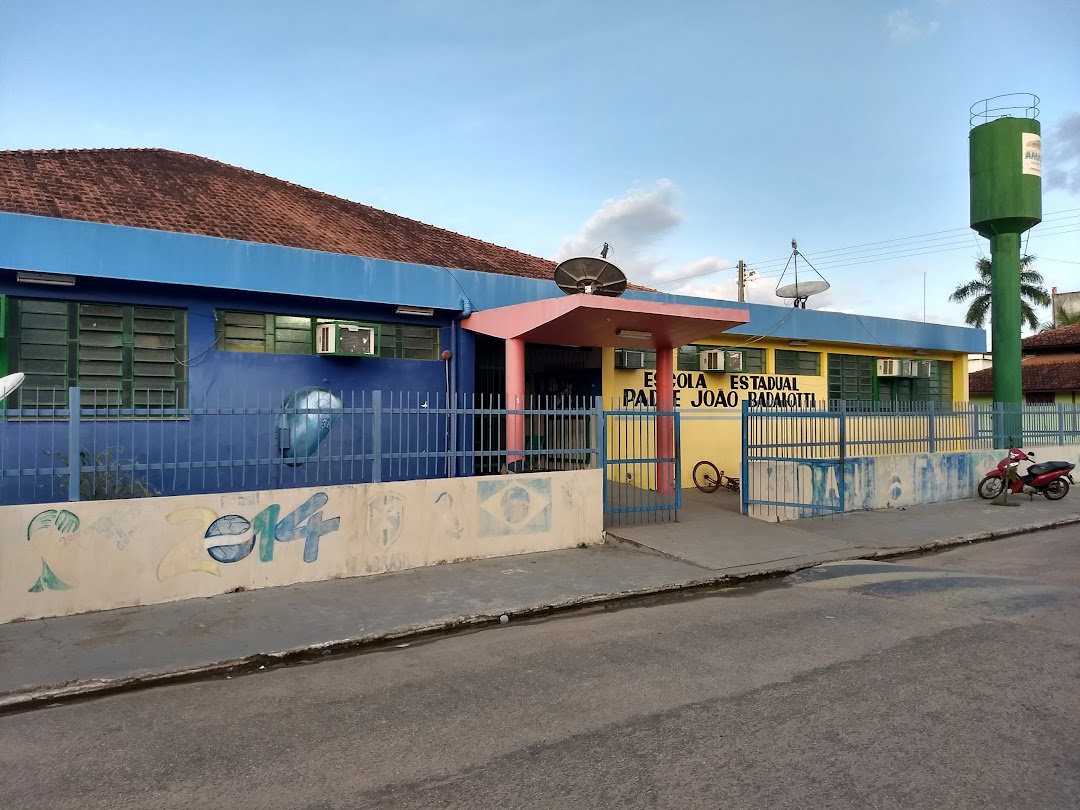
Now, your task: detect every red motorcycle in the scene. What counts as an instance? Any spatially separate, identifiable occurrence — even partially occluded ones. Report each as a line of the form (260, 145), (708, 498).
(977, 447), (1076, 501)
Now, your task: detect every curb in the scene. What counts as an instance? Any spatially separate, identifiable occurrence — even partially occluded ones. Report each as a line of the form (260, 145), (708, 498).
(3, 515), (1077, 713)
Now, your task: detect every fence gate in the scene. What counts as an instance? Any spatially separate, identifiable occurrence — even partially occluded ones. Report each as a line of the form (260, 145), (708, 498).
(602, 407), (681, 525)
(741, 404), (845, 520)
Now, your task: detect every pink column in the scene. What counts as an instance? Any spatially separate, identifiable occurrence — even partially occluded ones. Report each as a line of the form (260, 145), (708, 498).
(505, 337), (526, 468)
(655, 345), (675, 497)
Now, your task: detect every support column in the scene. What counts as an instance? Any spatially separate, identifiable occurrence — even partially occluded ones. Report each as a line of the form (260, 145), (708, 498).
(991, 231), (1023, 446)
(505, 337), (526, 470)
(655, 345), (675, 497)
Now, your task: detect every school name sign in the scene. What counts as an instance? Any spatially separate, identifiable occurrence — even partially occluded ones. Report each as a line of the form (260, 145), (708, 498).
(621, 372), (818, 409)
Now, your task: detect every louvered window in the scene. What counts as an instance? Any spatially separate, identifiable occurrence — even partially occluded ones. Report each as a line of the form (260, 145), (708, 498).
(7, 299), (187, 409)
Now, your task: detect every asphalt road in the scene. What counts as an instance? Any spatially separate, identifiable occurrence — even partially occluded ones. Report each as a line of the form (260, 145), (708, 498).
(3, 528), (1080, 809)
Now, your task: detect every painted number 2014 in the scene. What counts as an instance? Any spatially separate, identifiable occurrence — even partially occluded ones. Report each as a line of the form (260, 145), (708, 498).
(203, 493), (341, 564)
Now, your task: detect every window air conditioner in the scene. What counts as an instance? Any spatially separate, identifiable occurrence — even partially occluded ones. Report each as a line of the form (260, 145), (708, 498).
(699, 349), (726, 372)
(877, 358), (900, 377)
(316, 321), (378, 356)
(615, 349), (646, 370)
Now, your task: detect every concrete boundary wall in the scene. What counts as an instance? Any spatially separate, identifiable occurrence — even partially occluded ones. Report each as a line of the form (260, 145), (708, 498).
(0, 469), (602, 624)
(747, 446), (1080, 521)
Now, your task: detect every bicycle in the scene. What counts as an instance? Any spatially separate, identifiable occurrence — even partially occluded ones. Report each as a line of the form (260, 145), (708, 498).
(692, 460), (740, 494)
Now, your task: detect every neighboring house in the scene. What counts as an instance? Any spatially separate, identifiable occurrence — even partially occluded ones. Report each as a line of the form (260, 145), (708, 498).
(1051, 288), (1080, 327)
(0, 148), (985, 502)
(969, 323), (1080, 404)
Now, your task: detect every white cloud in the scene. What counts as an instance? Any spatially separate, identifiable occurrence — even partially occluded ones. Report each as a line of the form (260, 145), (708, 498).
(885, 8), (940, 44)
(1045, 112), (1080, 195)
(555, 180), (683, 281)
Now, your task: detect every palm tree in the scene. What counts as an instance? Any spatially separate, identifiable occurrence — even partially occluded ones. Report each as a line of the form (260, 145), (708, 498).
(1039, 306), (1080, 332)
(948, 255), (1050, 331)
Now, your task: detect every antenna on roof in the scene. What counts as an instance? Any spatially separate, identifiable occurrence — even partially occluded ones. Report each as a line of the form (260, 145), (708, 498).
(774, 238), (830, 309)
(554, 244), (627, 297)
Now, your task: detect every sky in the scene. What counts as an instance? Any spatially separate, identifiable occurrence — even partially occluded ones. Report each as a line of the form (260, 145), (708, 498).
(2, 0), (1079, 342)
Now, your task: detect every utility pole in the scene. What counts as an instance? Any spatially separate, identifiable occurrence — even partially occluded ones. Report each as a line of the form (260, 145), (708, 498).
(737, 260), (746, 303)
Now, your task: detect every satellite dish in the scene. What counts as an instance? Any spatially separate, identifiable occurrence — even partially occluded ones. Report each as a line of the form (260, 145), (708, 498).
(0, 372), (25, 404)
(774, 238), (831, 309)
(554, 256), (627, 298)
(776, 280), (830, 299)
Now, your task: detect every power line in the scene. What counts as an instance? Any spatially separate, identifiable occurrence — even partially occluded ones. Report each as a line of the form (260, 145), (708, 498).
(664, 225), (1080, 290)
(654, 208), (1080, 287)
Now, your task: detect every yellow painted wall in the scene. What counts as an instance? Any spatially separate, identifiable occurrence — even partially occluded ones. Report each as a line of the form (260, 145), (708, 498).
(602, 340), (971, 490)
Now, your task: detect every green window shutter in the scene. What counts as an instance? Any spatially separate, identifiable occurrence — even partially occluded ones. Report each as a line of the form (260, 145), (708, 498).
(16, 299), (70, 406)
(937, 361), (953, 406)
(220, 311), (271, 352)
(398, 325), (440, 360)
(828, 354), (874, 403)
(132, 306), (186, 407)
(270, 315), (314, 355)
(775, 350), (820, 376)
(677, 346), (699, 371)
(77, 303), (125, 406)
(743, 348), (765, 373)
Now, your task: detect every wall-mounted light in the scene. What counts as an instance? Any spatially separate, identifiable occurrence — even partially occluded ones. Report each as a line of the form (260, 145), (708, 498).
(788, 339), (810, 347)
(913, 349), (930, 355)
(395, 306), (434, 317)
(17, 271), (75, 287)
(617, 329), (652, 340)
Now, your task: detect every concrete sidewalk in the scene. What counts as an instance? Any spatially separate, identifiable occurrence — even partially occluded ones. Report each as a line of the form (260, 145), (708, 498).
(3, 493), (1079, 710)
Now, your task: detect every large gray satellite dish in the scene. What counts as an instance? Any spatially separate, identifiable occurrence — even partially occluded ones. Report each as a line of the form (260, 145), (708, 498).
(554, 256), (628, 297)
(774, 238), (831, 308)
(775, 280), (830, 299)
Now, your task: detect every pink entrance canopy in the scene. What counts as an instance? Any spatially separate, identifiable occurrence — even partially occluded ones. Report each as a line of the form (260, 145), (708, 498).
(461, 294), (749, 348)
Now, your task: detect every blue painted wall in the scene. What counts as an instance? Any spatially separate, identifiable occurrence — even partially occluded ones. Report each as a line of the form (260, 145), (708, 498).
(0, 275), (472, 503)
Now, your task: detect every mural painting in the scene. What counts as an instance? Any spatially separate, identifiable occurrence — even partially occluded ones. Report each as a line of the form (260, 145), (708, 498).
(477, 477), (552, 537)
(278, 387), (343, 465)
(2, 470), (602, 625)
(26, 509), (81, 592)
(434, 491), (463, 542)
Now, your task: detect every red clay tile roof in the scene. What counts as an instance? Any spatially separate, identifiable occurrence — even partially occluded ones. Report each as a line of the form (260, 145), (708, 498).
(0, 148), (561, 281)
(969, 352), (1080, 394)
(1022, 323), (1080, 350)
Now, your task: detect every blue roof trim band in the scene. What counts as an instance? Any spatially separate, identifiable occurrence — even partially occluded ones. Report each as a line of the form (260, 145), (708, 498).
(0, 212), (985, 352)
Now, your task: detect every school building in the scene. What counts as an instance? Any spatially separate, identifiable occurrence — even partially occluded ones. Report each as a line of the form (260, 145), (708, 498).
(0, 149), (986, 502)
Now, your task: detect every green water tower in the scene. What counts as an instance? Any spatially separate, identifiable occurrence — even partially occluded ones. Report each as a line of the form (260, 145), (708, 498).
(969, 94), (1042, 445)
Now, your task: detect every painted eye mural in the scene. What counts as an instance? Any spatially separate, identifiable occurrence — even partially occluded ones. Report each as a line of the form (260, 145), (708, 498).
(278, 387), (343, 465)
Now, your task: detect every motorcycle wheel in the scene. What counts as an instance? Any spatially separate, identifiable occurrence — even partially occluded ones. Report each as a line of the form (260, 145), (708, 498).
(693, 460), (721, 493)
(977, 475), (1005, 500)
(1044, 478), (1070, 501)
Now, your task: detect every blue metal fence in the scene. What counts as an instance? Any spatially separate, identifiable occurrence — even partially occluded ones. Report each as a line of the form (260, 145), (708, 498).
(0, 388), (602, 505)
(603, 407), (682, 525)
(742, 400), (1080, 518)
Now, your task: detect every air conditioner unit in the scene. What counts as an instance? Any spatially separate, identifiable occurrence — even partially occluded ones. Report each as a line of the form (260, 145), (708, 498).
(899, 360), (919, 377)
(916, 360), (933, 378)
(724, 351), (744, 373)
(699, 349), (726, 372)
(615, 349), (646, 370)
(877, 358), (900, 377)
(316, 321), (378, 356)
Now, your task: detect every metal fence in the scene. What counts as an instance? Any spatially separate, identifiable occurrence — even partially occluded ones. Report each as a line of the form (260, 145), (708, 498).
(742, 400), (1080, 519)
(745, 401), (1080, 463)
(0, 388), (602, 505)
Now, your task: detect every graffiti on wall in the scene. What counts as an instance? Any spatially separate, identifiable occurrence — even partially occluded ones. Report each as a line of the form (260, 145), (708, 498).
(157, 493), (341, 580)
(278, 387), (343, 465)
(755, 451), (981, 519)
(434, 491), (463, 542)
(26, 509), (81, 592)
(477, 477), (552, 537)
